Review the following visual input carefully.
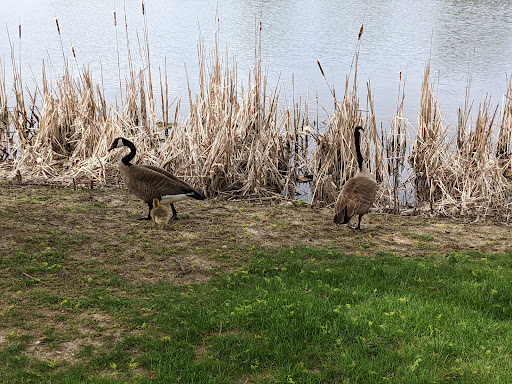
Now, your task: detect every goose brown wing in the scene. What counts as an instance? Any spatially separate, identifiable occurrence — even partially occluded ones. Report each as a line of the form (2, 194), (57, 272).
(120, 164), (194, 203)
(334, 176), (377, 220)
(334, 179), (356, 223)
(346, 176), (377, 215)
(141, 165), (203, 195)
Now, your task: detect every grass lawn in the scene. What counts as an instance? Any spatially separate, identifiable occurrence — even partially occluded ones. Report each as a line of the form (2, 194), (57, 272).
(1, 184), (512, 383)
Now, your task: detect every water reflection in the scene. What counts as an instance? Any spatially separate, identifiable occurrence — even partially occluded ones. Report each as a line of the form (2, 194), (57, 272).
(1, 0), (511, 129)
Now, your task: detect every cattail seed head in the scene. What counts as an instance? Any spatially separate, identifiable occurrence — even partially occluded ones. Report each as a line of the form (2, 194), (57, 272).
(141, 1), (145, 15)
(18, 24), (21, 39)
(55, 18), (61, 35)
(71, 44), (76, 59)
(358, 24), (364, 40)
(317, 60), (325, 78)
(114, 11), (117, 26)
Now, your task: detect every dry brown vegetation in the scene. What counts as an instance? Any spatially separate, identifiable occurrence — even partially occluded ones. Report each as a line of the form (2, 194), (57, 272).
(1, 9), (512, 221)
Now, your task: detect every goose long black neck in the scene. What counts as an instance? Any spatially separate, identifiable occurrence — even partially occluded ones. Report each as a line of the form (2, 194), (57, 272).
(122, 139), (136, 166)
(354, 127), (364, 172)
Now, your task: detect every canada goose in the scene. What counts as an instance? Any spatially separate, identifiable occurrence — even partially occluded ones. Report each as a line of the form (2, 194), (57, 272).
(150, 198), (170, 229)
(108, 137), (205, 220)
(333, 126), (377, 229)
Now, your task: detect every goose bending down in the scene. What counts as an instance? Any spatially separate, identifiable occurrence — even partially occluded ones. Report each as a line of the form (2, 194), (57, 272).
(333, 126), (377, 229)
(108, 137), (205, 220)
(150, 198), (170, 229)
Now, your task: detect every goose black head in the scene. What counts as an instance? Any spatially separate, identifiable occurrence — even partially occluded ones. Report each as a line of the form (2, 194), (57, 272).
(108, 137), (136, 166)
(108, 137), (126, 152)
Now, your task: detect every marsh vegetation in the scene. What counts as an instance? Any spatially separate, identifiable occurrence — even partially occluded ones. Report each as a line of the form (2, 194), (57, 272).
(1, 7), (512, 222)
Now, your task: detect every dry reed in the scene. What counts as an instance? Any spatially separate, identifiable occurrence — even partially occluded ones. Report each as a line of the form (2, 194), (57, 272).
(408, 64), (512, 219)
(158, 24), (302, 200)
(0, 59), (10, 161)
(378, 72), (408, 213)
(308, 27), (383, 205)
(1, 16), (512, 221)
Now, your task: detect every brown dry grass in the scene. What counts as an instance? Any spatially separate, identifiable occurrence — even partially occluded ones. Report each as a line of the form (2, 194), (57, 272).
(408, 66), (512, 219)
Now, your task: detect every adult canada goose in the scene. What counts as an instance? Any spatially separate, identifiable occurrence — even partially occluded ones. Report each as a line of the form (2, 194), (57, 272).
(333, 126), (377, 229)
(108, 137), (205, 220)
(150, 198), (170, 229)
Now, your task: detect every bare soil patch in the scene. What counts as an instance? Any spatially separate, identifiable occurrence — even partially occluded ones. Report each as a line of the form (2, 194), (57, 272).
(1, 183), (511, 286)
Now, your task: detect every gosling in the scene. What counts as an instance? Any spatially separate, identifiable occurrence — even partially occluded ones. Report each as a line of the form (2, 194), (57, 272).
(150, 198), (170, 229)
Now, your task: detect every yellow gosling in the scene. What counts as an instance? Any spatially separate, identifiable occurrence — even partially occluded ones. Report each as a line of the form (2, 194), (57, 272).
(150, 198), (170, 229)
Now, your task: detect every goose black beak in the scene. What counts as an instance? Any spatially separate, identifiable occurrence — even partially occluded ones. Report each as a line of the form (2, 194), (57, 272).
(108, 143), (116, 152)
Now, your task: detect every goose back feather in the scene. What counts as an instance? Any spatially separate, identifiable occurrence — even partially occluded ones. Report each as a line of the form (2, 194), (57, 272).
(119, 163), (203, 204)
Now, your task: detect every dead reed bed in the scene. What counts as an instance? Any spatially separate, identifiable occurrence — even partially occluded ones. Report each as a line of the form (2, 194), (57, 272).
(408, 66), (512, 219)
(0, 14), (310, 200)
(158, 24), (308, 200)
(308, 27), (385, 207)
(1, 15), (512, 221)
(0, 60), (9, 161)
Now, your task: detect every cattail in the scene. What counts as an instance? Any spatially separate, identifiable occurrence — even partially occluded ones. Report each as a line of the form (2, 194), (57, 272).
(55, 18), (61, 35)
(358, 24), (364, 40)
(18, 23), (21, 39)
(71, 44), (76, 59)
(317, 60), (325, 78)
(141, 1), (145, 15)
(113, 11), (117, 27)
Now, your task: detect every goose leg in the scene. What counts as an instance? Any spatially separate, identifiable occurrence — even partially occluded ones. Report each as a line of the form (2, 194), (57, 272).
(170, 203), (178, 220)
(355, 215), (362, 230)
(138, 202), (152, 221)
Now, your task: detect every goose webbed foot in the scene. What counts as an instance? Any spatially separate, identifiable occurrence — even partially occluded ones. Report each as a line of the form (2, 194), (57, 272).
(348, 215), (363, 230)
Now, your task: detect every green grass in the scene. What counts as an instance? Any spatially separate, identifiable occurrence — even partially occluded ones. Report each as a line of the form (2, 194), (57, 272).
(2, 246), (512, 383)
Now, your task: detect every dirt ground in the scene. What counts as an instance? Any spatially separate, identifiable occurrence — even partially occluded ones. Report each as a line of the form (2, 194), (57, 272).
(1, 182), (511, 286)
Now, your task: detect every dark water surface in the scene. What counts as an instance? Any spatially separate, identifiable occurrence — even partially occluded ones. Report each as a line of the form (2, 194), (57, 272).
(2, 0), (512, 130)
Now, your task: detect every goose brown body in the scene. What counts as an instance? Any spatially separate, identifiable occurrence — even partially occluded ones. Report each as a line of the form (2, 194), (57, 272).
(109, 137), (205, 220)
(333, 126), (377, 229)
(119, 163), (201, 204)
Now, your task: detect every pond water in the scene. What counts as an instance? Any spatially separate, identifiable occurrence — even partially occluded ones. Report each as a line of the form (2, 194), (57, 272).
(1, 0), (512, 133)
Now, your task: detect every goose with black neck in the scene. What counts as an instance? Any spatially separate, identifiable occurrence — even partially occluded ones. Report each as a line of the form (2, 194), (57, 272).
(108, 137), (205, 220)
(333, 126), (377, 230)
